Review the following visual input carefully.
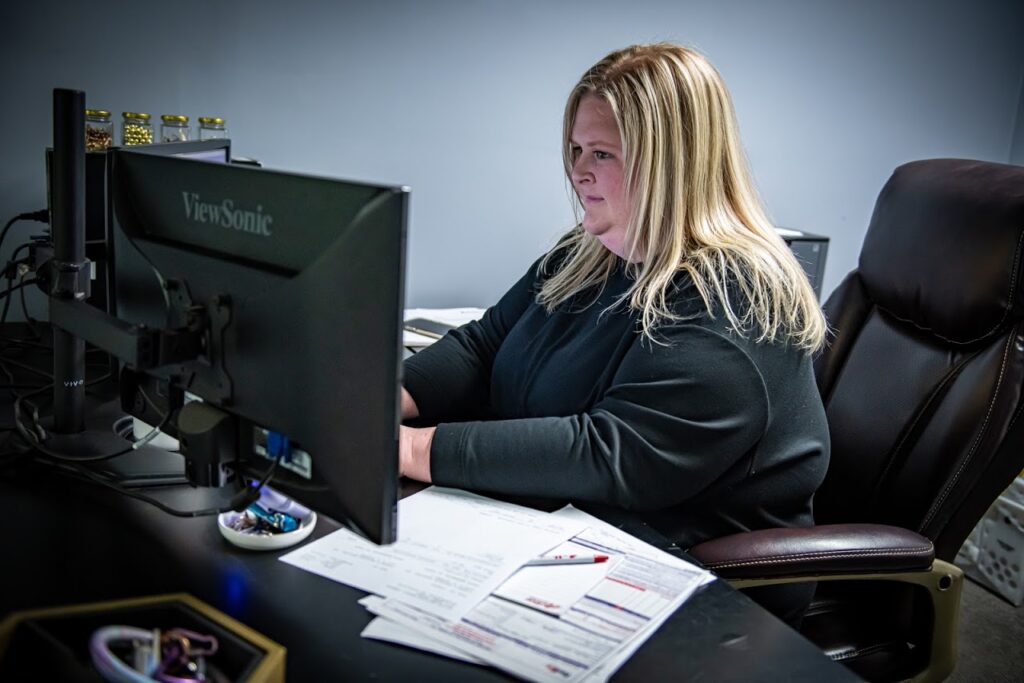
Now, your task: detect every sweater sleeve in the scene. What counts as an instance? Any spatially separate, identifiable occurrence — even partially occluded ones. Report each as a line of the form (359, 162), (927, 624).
(402, 262), (538, 422)
(429, 325), (770, 511)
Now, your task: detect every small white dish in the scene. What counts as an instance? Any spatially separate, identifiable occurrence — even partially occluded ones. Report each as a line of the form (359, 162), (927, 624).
(218, 487), (317, 551)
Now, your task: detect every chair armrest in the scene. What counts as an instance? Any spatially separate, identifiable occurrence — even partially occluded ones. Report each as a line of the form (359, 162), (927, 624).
(689, 523), (934, 580)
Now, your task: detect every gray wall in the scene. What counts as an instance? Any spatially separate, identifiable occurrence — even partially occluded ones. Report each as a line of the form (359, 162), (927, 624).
(2, 0), (1023, 318)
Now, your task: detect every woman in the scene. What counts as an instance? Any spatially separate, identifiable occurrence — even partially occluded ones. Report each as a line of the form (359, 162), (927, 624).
(399, 43), (829, 555)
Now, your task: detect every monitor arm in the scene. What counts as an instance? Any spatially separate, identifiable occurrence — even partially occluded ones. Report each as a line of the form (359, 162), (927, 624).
(47, 279), (206, 372)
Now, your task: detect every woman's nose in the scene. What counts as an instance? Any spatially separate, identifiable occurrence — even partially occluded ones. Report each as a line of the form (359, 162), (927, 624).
(572, 157), (592, 185)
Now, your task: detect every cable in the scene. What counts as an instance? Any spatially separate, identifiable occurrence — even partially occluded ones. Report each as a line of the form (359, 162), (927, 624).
(113, 415), (135, 439)
(44, 458), (261, 517)
(11, 387), (272, 517)
(13, 384), (171, 463)
(0, 277), (38, 302)
(0, 210), (48, 262)
(18, 272), (39, 337)
(248, 451), (281, 496)
(89, 625), (224, 683)
(89, 625), (155, 683)
(1, 242), (39, 330)
(1, 356), (52, 380)
(1, 278), (38, 299)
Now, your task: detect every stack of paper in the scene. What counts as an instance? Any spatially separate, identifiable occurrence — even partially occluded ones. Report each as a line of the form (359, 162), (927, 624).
(280, 487), (714, 682)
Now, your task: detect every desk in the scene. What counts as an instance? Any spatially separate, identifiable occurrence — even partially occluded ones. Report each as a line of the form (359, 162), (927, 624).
(0, 474), (858, 682)
(0, 327), (858, 682)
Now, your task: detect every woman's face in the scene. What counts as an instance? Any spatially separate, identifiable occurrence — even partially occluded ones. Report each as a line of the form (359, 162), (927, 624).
(570, 94), (629, 258)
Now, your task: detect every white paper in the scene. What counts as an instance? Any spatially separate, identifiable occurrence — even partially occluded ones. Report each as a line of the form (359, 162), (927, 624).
(280, 487), (586, 620)
(551, 507), (715, 681)
(365, 507), (714, 683)
(376, 596), (616, 682)
(549, 505), (689, 563)
(493, 540), (620, 616)
(360, 595), (485, 664)
(362, 617), (485, 665)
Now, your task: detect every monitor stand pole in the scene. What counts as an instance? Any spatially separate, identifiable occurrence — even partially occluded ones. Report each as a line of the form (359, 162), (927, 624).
(50, 87), (87, 434)
(42, 88), (185, 486)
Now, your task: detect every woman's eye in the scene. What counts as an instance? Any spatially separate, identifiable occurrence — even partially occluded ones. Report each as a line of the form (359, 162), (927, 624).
(594, 151), (612, 160)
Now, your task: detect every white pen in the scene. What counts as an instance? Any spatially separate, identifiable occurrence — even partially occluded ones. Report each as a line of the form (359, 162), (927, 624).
(523, 554), (610, 567)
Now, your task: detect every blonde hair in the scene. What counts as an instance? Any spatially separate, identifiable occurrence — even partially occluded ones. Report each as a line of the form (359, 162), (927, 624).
(538, 43), (826, 351)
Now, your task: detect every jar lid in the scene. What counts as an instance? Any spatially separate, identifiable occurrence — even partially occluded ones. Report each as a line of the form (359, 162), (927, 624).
(198, 116), (226, 125)
(85, 109), (110, 118)
(161, 114), (189, 123)
(122, 112), (151, 120)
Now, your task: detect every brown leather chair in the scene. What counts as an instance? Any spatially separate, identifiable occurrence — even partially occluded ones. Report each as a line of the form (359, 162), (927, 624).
(691, 158), (1024, 682)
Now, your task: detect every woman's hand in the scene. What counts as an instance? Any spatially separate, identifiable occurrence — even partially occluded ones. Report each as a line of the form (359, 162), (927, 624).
(399, 425), (434, 482)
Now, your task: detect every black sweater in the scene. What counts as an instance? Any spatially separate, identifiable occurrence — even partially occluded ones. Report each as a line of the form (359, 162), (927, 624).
(403, 258), (829, 548)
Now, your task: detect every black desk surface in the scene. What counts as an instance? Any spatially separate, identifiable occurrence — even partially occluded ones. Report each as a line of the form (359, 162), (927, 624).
(1, 473), (861, 682)
(0, 328), (858, 682)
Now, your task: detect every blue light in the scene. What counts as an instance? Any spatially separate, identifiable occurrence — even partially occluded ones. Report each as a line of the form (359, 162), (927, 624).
(221, 570), (247, 612)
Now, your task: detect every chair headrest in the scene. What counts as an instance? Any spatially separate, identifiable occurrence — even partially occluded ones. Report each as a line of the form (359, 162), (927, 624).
(859, 158), (1024, 345)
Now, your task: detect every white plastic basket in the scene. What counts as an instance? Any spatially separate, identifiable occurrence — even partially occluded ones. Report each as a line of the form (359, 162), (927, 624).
(973, 496), (1024, 606)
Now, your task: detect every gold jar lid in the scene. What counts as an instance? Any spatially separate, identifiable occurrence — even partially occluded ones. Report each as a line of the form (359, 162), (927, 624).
(198, 116), (225, 125)
(122, 112), (151, 120)
(161, 114), (189, 123)
(85, 109), (111, 118)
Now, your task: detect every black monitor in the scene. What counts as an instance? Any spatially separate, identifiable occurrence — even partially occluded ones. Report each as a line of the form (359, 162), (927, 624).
(44, 91), (406, 544)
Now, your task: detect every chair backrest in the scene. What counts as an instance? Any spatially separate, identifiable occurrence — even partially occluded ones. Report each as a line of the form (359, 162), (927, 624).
(813, 158), (1024, 560)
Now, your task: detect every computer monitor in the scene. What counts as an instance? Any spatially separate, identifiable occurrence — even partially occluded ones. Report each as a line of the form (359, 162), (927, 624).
(102, 149), (407, 544)
(44, 89), (404, 544)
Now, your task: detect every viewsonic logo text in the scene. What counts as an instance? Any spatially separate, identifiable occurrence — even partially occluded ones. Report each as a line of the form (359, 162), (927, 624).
(182, 192), (273, 237)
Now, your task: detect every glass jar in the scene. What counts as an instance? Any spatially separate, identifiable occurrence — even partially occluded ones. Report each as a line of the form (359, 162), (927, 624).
(85, 109), (113, 151)
(121, 112), (153, 146)
(198, 116), (228, 141)
(160, 114), (190, 143)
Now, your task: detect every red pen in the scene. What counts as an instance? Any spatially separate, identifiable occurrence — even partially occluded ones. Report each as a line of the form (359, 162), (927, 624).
(523, 554), (610, 567)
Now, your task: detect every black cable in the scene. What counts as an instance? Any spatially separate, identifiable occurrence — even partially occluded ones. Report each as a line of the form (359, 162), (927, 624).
(18, 272), (39, 337)
(35, 458), (258, 517)
(0, 275), (13, 325)
(0, 211), (48, 262)
(0, 278), (38, 302)
(1, 338), (51, 351)
(0, 356), (52, 381)
(13, 384), (169, 463)
(0, 242), (40, 336)
(0, 216), (47, 325)
(1, 275), (29, 324)
(8, 242), (31, 264)
(9, 378), (270, 516)
(0, 355), (18, 400)
(27, 432), (276, 517)
(248, 453), (280, 496)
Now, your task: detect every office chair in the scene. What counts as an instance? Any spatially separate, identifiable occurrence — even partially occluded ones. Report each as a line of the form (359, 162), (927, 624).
(690, 158), (1024, 683)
